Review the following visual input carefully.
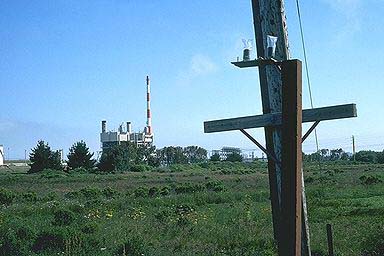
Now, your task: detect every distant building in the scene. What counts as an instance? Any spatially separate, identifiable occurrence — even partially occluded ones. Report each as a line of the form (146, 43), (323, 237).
(100, 121), (153, 151)
(100, 76), (154, 151)
(211, 147), (243, 161)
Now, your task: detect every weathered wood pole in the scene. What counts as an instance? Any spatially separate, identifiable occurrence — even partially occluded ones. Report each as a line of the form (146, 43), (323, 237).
(250, 1), (311, 255)
(281, 59), (303, 255)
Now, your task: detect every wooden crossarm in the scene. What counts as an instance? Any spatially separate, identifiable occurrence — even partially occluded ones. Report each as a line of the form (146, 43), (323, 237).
(204, 103), (357, 133)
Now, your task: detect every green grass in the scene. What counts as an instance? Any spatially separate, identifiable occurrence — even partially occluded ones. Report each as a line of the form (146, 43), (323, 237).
(0, 162), (383, 255)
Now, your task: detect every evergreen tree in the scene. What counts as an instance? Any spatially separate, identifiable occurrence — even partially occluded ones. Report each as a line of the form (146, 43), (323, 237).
(67, 141), (96, 171)
(210, 153), (221, 162)
(29, 140), (62, 173)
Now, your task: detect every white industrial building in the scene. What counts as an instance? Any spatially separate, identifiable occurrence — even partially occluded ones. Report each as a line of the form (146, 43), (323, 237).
(100, 76), (154, 151)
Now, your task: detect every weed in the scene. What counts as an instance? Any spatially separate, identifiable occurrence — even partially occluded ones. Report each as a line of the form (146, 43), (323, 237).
(0, 188), (16, 205)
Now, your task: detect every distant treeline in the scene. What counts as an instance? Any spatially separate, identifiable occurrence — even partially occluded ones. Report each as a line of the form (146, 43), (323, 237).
(303, 148), (384, 164)
(27, 140), (210, 173)
(26, 140), (384, 174)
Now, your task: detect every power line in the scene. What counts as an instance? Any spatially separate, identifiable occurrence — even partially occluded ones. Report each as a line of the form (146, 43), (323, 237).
(295, 0), (319, 152)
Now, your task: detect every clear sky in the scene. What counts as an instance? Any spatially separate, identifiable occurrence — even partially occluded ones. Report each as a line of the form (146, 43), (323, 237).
(1, 0), (384, 159)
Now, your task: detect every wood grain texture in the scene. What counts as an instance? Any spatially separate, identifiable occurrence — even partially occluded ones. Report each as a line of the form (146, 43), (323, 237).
(204, 104), (357, 133)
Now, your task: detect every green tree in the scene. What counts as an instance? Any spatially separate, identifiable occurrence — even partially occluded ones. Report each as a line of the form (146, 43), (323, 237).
(67, 141), (96, 171)
(28, 140), (62, 173)
(210, 153), (221, 162)
(183, 146), (207, 163)
(98, 142), (138, 172)
(137, 144), (159, 166)
(226, 152), (243, 162)
(157, 146), (187, 165)
(377, 150), (384, 164)
(355, 150), (378, 163)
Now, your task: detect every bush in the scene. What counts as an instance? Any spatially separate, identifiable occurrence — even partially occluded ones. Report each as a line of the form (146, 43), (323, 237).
(21, 192), (38, 202)
(0, 188), (16, 206)
(53, 209), (76, 226)
(159, 186), (171, 196)
(102, 187), (119, 199)
(116, 236), (147, 256)
(80, 187), (102, 199)
(175, 183), (205, 194)
(33, 227), (73, 253)
(148, 186), (159, 197)
(361, 226), (384, 255)
(70, 167), (89, 173)
(133, 186), (149, 197)
(359, 175), (382, 185)
(206, 180), (226, 192)
(0, 218), (37, 256)
(81, 222), (99, 234)
(39, 169), (68, 179)
(130, 164), (150, 172)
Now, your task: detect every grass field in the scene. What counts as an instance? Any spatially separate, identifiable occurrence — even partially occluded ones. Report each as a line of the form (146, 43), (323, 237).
(0, 162), (383, 255)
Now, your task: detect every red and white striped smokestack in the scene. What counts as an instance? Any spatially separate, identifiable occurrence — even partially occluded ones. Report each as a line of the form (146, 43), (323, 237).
(146, 75), (152, 135)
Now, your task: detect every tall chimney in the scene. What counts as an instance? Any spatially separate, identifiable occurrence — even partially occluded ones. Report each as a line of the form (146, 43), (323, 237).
(146, 75), (152, 135)
(127, 121), (132, 133)
(101, 120), (106, 133)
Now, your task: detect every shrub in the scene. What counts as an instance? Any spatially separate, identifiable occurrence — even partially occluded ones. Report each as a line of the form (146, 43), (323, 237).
(130, 164), (149, 172)
(175, 204), (195, 215)
(206, 180), (226, 192)
(116, 236), (147, 256)
(102, 187), (119, 199)
(53, 209), (76, 226)
(70, 167), (89, 173)
(359, 175), (382, 185)
(33, 227), (72, 253)
(0, 188), (16, 206)
(155, 208), (173, 222)
(148, 186), (159, 197)
(39, 169), (67, 179)
(159, 186), (171, 196)
(133, 186), (149, 197)
(21, 192), (38, 202)
(361, 226), (384, 255)
(175, 183), (205, 194)
(81, 222), (99, 234)
(0, 218), (37, 255)
(80, 187), (102, 199)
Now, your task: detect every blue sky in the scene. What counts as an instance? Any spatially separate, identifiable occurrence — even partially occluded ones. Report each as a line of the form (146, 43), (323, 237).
(1, 0), (384, 159)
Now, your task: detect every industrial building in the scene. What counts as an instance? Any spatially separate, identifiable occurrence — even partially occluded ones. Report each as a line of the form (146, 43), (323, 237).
(211, 147), (243, 161)
(100, 76), (154, 151)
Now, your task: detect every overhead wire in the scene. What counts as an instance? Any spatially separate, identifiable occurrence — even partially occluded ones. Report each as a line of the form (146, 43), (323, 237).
(295, 0), (320, 152)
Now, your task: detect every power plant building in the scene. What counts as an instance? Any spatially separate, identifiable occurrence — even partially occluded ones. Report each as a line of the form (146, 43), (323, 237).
(100, 76), (154, 151)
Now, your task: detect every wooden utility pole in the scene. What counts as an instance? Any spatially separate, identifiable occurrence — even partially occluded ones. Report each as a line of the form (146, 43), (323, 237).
(203, 1), (357, 255)
(250, 0), (311, 254)
(352, 135), (356, 161)
(281, 60), (302, 255)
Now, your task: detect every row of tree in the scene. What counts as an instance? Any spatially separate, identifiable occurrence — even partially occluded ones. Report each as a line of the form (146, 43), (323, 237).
(28, 141), (384, 174)
(29, 141), (96, 173)
(28, 141), (208, 173)
(303, 148), (384, 163)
